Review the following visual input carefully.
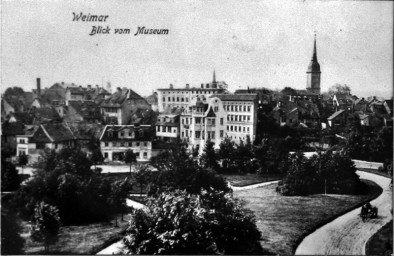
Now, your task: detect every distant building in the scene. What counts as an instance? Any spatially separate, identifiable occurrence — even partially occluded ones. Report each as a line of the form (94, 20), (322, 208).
(100, 87), (150, 125)
(64, 100), (102, 123)
(156, 70), (227, 112)
(145, 92), (159, 111)
(327, 109), (347, 127)
(99, 124), (153, 162)
(306, 34), (321, 95)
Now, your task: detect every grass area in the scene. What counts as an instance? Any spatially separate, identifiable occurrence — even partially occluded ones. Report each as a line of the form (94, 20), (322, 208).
(233, 179), (382, 255)
(222, 173), (283, 187)
(358, 168), (392, 179)
(22, 215), (128, 255)
(366, 220), (393, 255)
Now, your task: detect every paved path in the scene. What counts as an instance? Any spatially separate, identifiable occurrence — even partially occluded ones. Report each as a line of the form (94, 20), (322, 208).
(228, 180), (279, 191)
(295, 171), (392, 255)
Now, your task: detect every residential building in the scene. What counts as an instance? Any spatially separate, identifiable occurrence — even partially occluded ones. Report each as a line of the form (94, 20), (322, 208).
(156, 70), (227, 112)
(99, 124), (153, 161)
(100, 87), (150, 125)
(327, 109), (347, 127)
(214, 94), (258, 143)
(179, 95), (227, 153)
(16, 123), (75, 163)
(156, 107), (183, 142)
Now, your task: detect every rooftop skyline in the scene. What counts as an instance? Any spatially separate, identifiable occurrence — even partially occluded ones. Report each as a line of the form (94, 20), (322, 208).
(2, 0), (393, 98)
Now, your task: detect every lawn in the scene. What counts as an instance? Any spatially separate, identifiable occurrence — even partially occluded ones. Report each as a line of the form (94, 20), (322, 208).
(233, 179), (382, 255)
(222, 173), (283, 187)
(22, 215), (128, 255)
(366, 220), (393, 255)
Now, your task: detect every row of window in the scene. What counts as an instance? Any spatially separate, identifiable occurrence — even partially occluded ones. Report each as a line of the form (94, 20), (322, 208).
(163, 97), (189, 103)
(103, 141), (149, 147)
(156, 126), (177, 133)
(224, 105), (251, 112)
(103, 151), (148, 159)
(103, 107), (118, 113)
(227, 125), (251, 133)
(162, 90), (218, 95)
(227, 115), (251, 122)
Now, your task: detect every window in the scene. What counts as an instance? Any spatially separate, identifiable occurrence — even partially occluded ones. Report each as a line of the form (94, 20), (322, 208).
(168, 97), (171, 101)
(195, 131), (201, 139)
(182, 131), (184, 137)
(120, 132), (124, 137)
(55, 143), (58, 149)
(104, 152), (108, 158)
(136, 142), (140, 147)
(108, 131), (113, 137)
(144, 142), (147, 147)
(220, 118), (223, 125)
(163, 97), (165, 102)
(129, 142), (132, 147)
(120, 142), (124, 147)
(248, 106), (251, 111)
(105, 142), (109, 147)
(214, 106), (219, 112)
(177, 97), (179, 102)
(195, 117), (201, 124)
(143, 152), (148, 159)
(212, 131), (215, 139)
(220, 130), (224, 137)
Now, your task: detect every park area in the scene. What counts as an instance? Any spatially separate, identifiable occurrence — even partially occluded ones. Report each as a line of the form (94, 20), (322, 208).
(233, 179), (382, 255)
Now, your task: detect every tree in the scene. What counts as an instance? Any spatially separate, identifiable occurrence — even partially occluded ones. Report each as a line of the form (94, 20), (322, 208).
(1, 208), (25, 255)
(125, 149), (137, 173)
(31, 202), (61, 253)
(90, 148), (104, 170)
(123, 189), (264, 255)
(4, 87), (25, 98)
(281, 87), (298, 95)
(132, 164), (151, 198)
(200, 139), (219, 171)
(108, 178), (131, 226)
(218, 137), (236, 172)
(328, 83), (351, 95)
(14, 146), (113, 224)
(17, 154), (29, 175)
(1, 159), (21, 191)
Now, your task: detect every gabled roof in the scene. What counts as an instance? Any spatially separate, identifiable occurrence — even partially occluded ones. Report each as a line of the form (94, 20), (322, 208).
(1, 121), (25, 136)
(100, 88), (145, 107)
(65, 123), (104, 140)
(99, 124), (153, 141)
(68, 100), (101, 118)
(327, 109), (345, 120)
(32, 107), (61, 121)
(39, 123), (75, 142)
(11, 112), (35, 125)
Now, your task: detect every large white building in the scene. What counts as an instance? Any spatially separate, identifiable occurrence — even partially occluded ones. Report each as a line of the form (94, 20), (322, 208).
(156, 71), (227, 112)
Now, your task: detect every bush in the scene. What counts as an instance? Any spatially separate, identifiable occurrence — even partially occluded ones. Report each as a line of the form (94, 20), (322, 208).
(1, 207), (24, 255)
(124, 189), (263, 255)
(277, 151), (365, 196)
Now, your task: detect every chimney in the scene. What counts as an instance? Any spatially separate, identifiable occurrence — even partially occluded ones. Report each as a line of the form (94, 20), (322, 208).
(169, 84), (174, 89)
(36, 78), (41, 96)
(186, 84), (190, 89)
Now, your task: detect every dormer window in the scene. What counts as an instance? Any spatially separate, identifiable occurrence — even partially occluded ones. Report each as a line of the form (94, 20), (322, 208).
(108, 131), (113, 137)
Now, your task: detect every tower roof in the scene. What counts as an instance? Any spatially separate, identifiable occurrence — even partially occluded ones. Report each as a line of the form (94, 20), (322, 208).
(307, 34), (321, 73)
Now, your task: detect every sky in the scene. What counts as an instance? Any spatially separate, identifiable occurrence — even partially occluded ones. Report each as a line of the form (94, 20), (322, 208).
(1, 0), (393, 98)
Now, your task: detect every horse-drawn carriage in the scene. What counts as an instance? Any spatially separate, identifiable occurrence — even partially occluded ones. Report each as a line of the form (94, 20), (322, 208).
(360, 203), (378, 221)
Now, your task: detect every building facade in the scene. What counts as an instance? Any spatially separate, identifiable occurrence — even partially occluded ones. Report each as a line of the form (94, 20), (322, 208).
(99, 124), (153, 161)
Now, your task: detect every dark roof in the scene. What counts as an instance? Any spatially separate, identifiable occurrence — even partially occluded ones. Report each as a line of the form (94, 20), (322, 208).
(1, 121), (25, 136)
(327, 109), (345, 120)
(11, 112), (35, 125)
(211, 93), (257, 101)
(67, 87), (86, 95)
(40, 123), (75, 142)
(145, 92), (158, 105)
(68, 100), (101, 118)
(66, 123), (104, 140)
(100, 125), (153, 141)
(101, 89), (145, 107)
(32, 107), (61, 121)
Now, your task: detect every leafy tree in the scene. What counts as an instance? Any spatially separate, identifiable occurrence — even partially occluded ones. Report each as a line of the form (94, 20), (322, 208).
(200, 139), (219, 171)
(14, 146), (113, 224)
(281, 87), (298, 95)
(1, 159), (21, 191)
(132, 164), (151, 198)
(108, 178), (131, 226)
(4, 87), (25, 98)
(150, 143), (230, 195)
(277, 151), (364, 196)
(218, 137), (236, 172)
(125, 149), (137, 173)
(17, 154), (29, 175)
(31, 202), (61, 253)
(124, 189), (263, 255)
(90, 148), (104, 170)
(328, 83), (351, 95)
(1, 208), (25, 255)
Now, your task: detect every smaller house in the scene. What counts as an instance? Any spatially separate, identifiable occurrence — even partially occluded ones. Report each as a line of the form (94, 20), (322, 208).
(353, 98), (368, 113)
(358, 114), (370, 126)
(99, 124), (153, 162)
(327, 109), (347, 127)
(64, 100), (102, 123)
(156, 107), (183, 142)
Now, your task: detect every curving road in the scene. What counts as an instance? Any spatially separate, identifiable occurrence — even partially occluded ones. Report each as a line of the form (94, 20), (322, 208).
(295, 171), (392, 255)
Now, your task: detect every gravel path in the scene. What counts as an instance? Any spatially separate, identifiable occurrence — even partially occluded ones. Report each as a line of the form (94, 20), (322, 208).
(228, 180), (279, 191)
(295, 171), (392, 255)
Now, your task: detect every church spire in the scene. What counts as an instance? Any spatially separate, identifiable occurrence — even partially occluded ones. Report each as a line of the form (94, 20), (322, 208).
(312, 32), (318, 62)
(213, 69), (216, 83)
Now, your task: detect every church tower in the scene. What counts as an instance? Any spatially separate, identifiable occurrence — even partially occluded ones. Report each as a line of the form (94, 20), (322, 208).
(306, 34), (321, 94)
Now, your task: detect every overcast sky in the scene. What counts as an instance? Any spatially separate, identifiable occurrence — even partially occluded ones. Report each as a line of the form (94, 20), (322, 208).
(2, 0), (393, 98)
